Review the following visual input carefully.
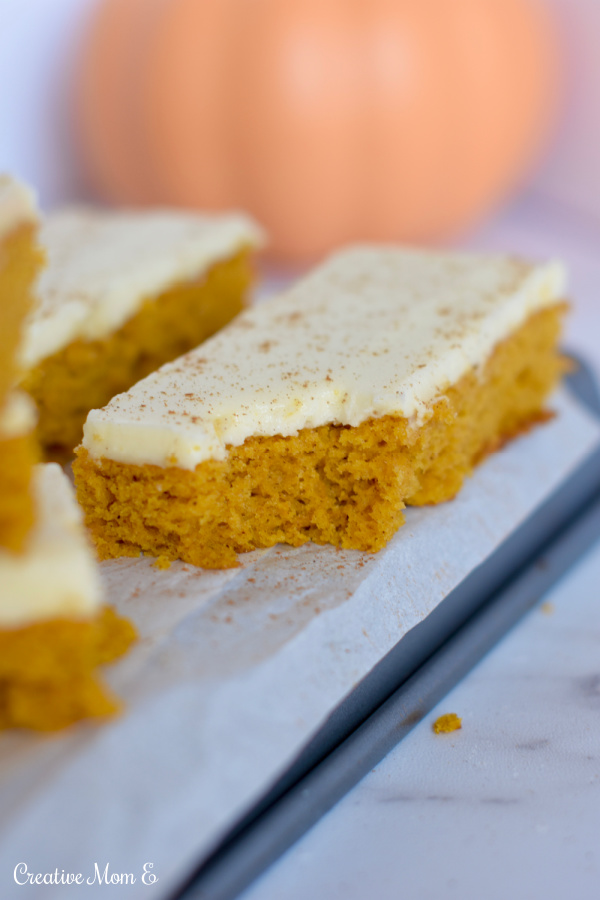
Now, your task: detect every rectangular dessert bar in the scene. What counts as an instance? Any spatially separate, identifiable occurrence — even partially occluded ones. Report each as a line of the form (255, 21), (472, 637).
(0, 463), (135, 731)
(0, 176), (44, 551)
(0, 175), (44, 401)
(20, 207), (264, 455)
(0, 392), (39, 553)
(74, 247), (567, 569)
(0, 175), (135, 730)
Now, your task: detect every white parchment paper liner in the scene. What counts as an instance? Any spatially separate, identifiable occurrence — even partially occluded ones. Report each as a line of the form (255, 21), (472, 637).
(1, 389), (599, 899)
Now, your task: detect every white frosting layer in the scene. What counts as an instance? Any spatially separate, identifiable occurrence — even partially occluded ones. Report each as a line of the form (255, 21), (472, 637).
(82, 247), (567, 470)
(21, 208), (265, 367)
(0, 175), (38, 242)
(0, 464), (102, 627)
(0, 390), (37, 439)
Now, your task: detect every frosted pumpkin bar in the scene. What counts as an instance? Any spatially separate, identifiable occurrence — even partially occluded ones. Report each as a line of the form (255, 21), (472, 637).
(74, 247), (567, 569)
(0, 392), (39, 553)
(0, 175), (44, 401)
(0, 463), (135, 731)
(0, 178), (135, 730)
(0, 176), (44, 552)
(20, 207), (265, 455)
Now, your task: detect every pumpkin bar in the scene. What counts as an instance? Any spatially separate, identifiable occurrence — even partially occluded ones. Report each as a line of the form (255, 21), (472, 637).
(0, 392), (39, 554)
(0, 175), (44, 400)
(0, 176), (44, 552)
(0, 180), (135, 730)
(20, 207), (264, 455)
(0, 463), (135, 731)
(74, 247), (567, 569)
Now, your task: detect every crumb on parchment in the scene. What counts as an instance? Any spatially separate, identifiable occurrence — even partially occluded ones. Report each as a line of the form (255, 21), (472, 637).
(153, 555), (172, 570)
(433, 713), (462, 734)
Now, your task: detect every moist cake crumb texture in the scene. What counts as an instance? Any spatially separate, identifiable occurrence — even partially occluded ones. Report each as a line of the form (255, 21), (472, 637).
(21, 207), (265, 367)
(19, 207), (263, 456)
(0, 606), (136, 731)
(0, 176), (136, 730)
(0, 401), (39, 554)
(0, 177), (44, 551)
(74, 247), (567, 569)
(0, 463), (136, 730)
(22, 249), (256, 455)
(433, 713), (463, 734)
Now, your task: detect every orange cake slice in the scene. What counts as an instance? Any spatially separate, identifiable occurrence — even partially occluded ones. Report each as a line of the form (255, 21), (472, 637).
(0, 176), (44, 552)
(0, 175), (44, 403)
(0, 463), (135, 731)
(74, 247), (567, 569)
(20, 207), (264, 456)
(0, 391), (39, 553)
(0, 176), (135, 730)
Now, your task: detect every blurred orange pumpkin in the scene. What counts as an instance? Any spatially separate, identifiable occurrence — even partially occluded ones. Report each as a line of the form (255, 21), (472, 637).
(79, 0), (559, 262)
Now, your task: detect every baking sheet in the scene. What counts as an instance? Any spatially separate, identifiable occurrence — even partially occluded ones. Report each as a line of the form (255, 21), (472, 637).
(1, 388), (600, 900)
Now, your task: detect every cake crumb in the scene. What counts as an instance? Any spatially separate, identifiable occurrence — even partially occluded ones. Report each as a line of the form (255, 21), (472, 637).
(541, 601), (554, 615)
(433, 713), (462, 734)
(153, 555), (172, 570)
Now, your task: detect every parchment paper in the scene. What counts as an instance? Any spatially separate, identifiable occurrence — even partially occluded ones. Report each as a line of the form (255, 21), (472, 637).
(1, 389), (599, 899)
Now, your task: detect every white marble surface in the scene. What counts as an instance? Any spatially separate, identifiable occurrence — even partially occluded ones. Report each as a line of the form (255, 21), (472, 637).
(242, 197), (600, 900)
(243, 545), (600, 900)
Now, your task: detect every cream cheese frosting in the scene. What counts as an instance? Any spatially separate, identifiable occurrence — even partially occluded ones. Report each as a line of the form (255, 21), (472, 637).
(82, 246), (567, 470)
(0, 175), (38, 241)
(0, 390), (37, 439)
(20, 207), (265, 368)
(0, 464), (102, 627)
